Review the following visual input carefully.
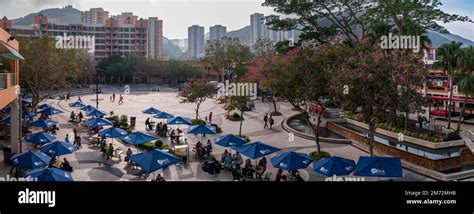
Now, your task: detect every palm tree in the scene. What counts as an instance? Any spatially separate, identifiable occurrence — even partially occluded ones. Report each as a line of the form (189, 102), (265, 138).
(435, 42), (463, 130)
(456, 47), (474, 132)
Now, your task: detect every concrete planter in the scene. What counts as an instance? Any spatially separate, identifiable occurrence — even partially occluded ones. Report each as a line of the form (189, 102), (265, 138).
(345, 118), (465, 149)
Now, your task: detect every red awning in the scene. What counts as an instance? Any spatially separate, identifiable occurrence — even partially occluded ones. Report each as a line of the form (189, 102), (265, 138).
(430, 109), (447, 117)
(429, 96), (474, 103)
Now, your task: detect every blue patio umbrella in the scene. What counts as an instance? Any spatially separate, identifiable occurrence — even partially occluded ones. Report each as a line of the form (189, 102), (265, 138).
(25, 168), (73, 182)
(86, 118), (113, 128)
(214, 134), (247, 148)
(271, 151), (313, 171)
(21, 94), (32, 100)
(0, 117), (11, 124)
(29, 119), (57, 129)
(187, 124), (216, 135)
(128, 149), (181, 173)
(120, 132), (158, 145)
(40, 141), (78, 156)
(142, 107), (161, 115)
(153, 112), (174, 119)
(233, 141), (280, 159)
(37, 103), (54, 110)
(354, 156), (403, 178)
(86, 109), (107, 117)
(98, 127), (128, 138)
(21, 100), (31, 106)
(9, 151), (51, 169)
(80, 105), (96, 112)
(1, 107), (10, 113)
(24, 132), (56, 145)
(313, 156), (356, 177)
(38, 107), (64, 116)
(22, 111), (37, 119)
(68, 101), (85, 108)
(166, 116), (192, 126)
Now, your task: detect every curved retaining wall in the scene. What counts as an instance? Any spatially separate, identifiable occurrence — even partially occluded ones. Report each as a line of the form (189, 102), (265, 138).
(281, 114), (352, 144)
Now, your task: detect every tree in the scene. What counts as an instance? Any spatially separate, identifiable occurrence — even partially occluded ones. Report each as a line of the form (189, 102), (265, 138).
(435, 42), (463, 130)
(262, 42), (338, 154)
(263, 0), (471, 45)
(219, 95), (250, 136)
(18, 35), (85, 108)
(457, 46), (474, 132)
(179, 80), (214, 119)
(204, 37), (252, 82)
(330, 42), (427, 156)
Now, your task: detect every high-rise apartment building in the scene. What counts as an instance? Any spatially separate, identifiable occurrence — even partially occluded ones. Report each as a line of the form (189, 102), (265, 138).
(188, 25), (205, 59)
(81, 8), (109, 24)
(250, 13), (266, 44)
(111, 12), (139, 24)
(2, 15), (163, 60)
(148, 17), (163, 60)
(209, 25), (226, 41)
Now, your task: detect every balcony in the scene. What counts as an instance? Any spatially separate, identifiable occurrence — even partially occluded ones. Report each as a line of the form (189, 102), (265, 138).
(0, 73), (15, 89)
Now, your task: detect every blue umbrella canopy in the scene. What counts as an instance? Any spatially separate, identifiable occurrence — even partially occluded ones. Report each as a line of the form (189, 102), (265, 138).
(86, 109), (107, 117)
(214, 134), (247, 148)
(153, 112), (174, 119)
(86, 118), (113, 128)
(10, 151), (51, 169)
(354, 157), (403, 178)
(120, 132), (158, 145)
(187, 124), (216, 135)
(80, 105), (96, 112)
(128, 149), (181, 173)
(1, 107), (10, 113)
(25, 168), (73, 182)
(233, 141), (280, 159)
(0, 117), (11, 124)
(166, 116), (192, 125)
(271, 151), (313, 171)
(68, 101), (86, 108)
(313, 156), (356, 177)
(21, 95), (32, 100)
(38, 107), (64, 116)
(98, 127), (128, 138)
(24, 132), (56, 145)
(37, 103), (54, 110)
(142, 107), (161, 115)
(22, 111), (37, 119)
(21, 100), (31, 106)
(40, 141), (78, 156)
(29, 119), (57, 129)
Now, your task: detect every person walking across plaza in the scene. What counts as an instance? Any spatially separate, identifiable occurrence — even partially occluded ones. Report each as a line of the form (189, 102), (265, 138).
(208, 112), (213, 124)
(263, 113), (268, 129)
(118, 95), (124, 105)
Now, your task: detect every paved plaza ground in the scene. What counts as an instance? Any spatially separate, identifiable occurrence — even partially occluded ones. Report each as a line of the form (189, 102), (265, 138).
(0, 85), (433, 181)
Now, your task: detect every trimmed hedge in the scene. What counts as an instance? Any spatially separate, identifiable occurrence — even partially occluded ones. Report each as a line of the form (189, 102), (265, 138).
(309, 151), (331, 161)
(270, 111), (282, 116)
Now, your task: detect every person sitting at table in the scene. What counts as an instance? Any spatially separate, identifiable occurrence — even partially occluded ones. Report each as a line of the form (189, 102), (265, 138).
(205, 139), (212, 157)
(224, 153), (233, 170)
(242, 159), (255, 178)
(106, 143), (114, 160)
(77, 111), (83, 122)
(221, 150), (229, 165)
(256, 157), (267, 179)
(125, 148), (133, 163)
(60, 158), (73, 172)
(152, 174), (166, 182)
(100, 140), (107, 156)
(49, 155), (58, 167)
(177, 128), (182, 135)
(231, 161), (242, 181)
(195, 141), (203, 160)
(70, 111), (76, 121)
(275, 169), (283, 182)
(145, 117), (150, 129)
(169, 130), (176, 142)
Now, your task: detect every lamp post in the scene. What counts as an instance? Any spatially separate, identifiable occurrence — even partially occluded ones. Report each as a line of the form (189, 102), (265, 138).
(96, 70), (99, 109)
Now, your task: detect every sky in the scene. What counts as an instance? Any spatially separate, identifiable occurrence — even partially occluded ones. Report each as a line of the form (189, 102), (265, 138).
(0, 0), (472, 40)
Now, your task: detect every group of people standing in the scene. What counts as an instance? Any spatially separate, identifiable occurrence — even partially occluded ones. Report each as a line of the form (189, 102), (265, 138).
(263, 113), (275, 129)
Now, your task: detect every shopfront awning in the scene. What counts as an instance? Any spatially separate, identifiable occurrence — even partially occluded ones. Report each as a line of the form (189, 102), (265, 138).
(0, 41), (24, 61)
(428, 96), (474, 103)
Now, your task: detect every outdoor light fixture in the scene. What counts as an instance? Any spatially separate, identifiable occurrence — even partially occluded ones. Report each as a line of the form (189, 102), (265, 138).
(7, 36), (15, 41)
